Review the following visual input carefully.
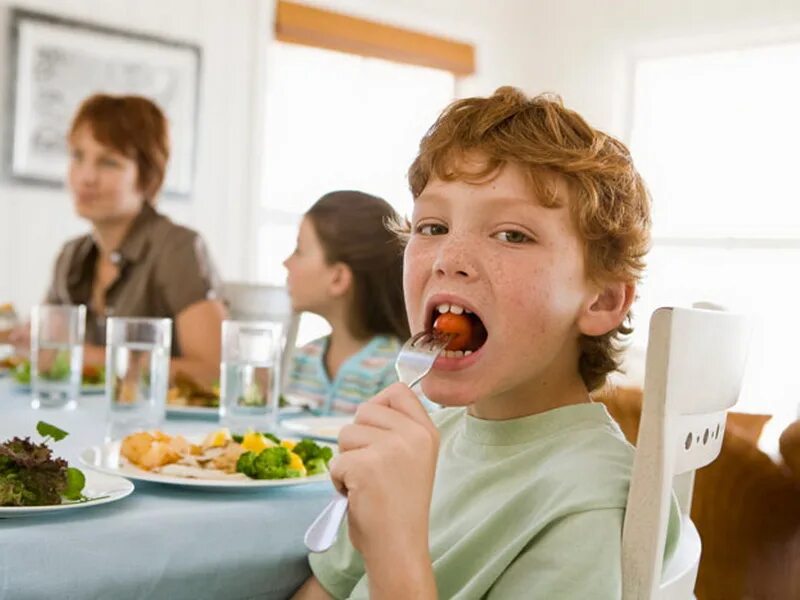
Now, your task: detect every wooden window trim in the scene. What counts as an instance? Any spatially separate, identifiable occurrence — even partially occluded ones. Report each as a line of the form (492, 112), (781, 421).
(275, 1), (475, 75)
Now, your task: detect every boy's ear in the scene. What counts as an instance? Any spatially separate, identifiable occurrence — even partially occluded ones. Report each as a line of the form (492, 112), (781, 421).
(328, 262), (353, 298)
(577, 281), (636, 337)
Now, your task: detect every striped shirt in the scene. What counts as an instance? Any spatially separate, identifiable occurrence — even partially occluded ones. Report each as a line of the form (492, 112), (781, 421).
(284, 335), (402, 415)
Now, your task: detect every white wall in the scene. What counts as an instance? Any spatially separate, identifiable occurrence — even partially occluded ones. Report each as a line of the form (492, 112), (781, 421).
(500, 0), (800, 138)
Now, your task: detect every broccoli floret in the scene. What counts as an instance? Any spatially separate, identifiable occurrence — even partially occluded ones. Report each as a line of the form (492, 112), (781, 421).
(235, 451), (257, 477)
(305, 457), (329, 476)
(292, 439), (333, 468)
(237, 440), (332, 479)
(254, 446), (289, 470)
(237, 446), (293, 479)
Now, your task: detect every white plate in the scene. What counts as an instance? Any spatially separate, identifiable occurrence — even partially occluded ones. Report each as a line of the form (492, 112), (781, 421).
(282, 393), (318, 411)
(165, 404), (219, 418)
(13, 382), (106, 395)
(80, 436), (333, 489)
(281, 416), (352, 442)
(0, 469), (134, 518)
(165, 404), (304, 419)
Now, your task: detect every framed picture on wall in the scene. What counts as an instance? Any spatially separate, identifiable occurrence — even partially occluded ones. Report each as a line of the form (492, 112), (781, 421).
(7, 9), (201, 196)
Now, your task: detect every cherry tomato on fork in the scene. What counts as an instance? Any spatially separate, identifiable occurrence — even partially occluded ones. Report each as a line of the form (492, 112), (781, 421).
(433, 313), (473, 352)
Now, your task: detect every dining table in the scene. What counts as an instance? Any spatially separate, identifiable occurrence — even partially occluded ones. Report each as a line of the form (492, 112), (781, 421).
(0, 378), (333, 600)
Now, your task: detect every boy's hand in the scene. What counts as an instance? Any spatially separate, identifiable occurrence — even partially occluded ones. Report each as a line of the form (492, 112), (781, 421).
(331, 382), (439, 563)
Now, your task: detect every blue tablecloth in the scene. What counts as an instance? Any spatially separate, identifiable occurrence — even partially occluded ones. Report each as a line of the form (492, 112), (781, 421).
(0, 380), (331, 600)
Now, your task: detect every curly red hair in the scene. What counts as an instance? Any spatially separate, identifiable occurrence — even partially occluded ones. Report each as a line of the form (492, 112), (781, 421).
(406, 87), (652, 391)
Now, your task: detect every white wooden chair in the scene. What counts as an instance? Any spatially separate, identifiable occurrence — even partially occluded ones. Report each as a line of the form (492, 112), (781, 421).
(621, 306), (751, 599)
(221, 282), (300, 390)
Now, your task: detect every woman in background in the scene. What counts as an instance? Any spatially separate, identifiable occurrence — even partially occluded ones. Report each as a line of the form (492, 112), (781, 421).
(283, 191), (410, 415)
(11, 94), (226, 385)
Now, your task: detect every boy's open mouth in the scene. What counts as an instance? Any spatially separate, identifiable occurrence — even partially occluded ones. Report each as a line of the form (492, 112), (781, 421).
(428, 302), (488, 358)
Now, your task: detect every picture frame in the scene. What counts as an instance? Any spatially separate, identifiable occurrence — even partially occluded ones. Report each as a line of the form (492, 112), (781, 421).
(7, 9), (201, 196)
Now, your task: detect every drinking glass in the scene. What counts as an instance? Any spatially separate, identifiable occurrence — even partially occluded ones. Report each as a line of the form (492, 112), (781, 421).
(30, 304), (86, 410)
(219, 320), (283, 433)
(105, 317), (171, 440)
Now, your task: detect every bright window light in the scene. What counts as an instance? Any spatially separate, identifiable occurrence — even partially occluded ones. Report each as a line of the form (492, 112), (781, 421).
(630, 42), (800, 430)
(257, 42), (455, 343)
(632, 42), (800, 239)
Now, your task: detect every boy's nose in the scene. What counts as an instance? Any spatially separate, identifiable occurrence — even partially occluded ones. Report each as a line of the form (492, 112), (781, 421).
(432, 238), (478, 280)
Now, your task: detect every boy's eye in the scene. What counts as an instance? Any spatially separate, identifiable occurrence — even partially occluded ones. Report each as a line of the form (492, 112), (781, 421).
(493, 230), (532, 244)
(416, 223), (448, 236)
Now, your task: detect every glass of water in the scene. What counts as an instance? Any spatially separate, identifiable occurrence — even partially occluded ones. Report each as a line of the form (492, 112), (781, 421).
(105, 317), (171, 440)
(30, 304), (86, 410)
(219, 320), (283, 433)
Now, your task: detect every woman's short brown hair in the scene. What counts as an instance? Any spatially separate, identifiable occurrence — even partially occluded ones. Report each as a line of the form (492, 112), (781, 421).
(306, 191), (410, 342)
(407, 87), (652, 391)
(69, 94), (170, 203)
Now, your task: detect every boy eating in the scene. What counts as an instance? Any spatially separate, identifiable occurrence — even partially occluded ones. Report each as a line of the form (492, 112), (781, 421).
(294, 87), (679, 599)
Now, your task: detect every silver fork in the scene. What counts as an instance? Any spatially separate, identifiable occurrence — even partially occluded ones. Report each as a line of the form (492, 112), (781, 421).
(303, 330), (453, 553)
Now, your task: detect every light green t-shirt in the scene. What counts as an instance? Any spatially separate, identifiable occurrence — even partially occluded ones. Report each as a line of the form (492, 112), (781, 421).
(309, 402), (680, 599)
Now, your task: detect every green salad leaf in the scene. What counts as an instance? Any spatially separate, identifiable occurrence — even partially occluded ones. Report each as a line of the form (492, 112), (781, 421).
(12, 359), (105, 385)
(63, 467), (86, 500)
(0, 424), (86, 507)
(0, 437), (68, 505)
(13, 361), (31, 384)
(36, 421), (69, 442)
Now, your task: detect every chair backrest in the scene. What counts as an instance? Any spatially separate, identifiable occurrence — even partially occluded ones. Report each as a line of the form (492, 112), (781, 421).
(622, 306), (751, 600)
(221, 282), (299, 390)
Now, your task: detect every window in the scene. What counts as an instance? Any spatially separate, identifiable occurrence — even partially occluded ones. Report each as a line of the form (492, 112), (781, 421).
(256, 42), (455, 343)
(630, 41), (800, 426)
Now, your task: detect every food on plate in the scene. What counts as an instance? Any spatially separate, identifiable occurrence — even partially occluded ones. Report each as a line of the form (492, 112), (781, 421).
(166, 371), (220, 408)
(433, 312), (473, 351)
(236, 445), (306, 479)
(120, 431), (188, 470)
(288, 438), (334, 476)
(81, 364), (104, 385)
(119, 428), (333, 480)
(12, 360), (31, 383)
(11, 359), (105, 386)
(166, 371), (291, 410)
(0, 303), (18, 343)
(0, 355), (24, 371)
(0, 421), (86, 507)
